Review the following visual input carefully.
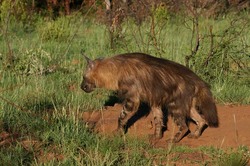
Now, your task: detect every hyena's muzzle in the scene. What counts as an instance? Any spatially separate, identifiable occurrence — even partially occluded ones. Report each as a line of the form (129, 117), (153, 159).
(80, 77), (96, 93)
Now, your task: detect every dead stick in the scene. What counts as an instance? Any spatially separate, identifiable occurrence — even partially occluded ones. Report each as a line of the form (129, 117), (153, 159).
(233, 114), (239, 145)
(0, 95), (24, 111)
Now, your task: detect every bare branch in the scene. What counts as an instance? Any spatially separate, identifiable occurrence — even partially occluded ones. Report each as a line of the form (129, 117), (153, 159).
(203, 26), (214, 67)
(0, 95), (24, 112)
(185, 0), (200, 67)
(3, 1), (17, 68)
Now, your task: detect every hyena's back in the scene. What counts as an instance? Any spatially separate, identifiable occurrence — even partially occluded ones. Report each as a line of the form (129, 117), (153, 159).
(112, 54), (205, 95)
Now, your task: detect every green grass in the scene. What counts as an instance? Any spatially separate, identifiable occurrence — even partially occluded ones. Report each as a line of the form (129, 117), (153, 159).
(0, 11), (250, 165)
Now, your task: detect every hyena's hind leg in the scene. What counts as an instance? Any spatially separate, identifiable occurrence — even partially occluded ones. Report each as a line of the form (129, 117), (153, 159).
(169, 107), (189, 143)
(151, 106), (164, 139)
(188, 98), (208, 139)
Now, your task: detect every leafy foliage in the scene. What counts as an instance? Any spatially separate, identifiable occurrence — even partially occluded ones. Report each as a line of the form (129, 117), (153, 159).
(216, 150), (249, 166)
(37, 17), (72, 41)
(14, 48), (52, 75)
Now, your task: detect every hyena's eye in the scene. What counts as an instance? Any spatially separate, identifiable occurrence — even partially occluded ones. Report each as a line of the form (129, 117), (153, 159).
(83, 76), (93, 85)
(83, 76), (89, 81)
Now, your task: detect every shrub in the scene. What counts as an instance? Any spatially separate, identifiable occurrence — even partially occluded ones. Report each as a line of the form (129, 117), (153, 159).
(0, 0), (37, 30)
(216, 151), (249, 166)
(14, 48), (52, 75)
(37, 17), (71, 41)
(152, 3), (169, 23)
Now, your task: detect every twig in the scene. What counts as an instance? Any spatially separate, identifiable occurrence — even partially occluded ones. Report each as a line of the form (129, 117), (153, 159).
(62, 2), (96, 59)
(233, 114), (239, 145)
(185, 0), (200, 67)
(3, 1), (18, 68)
(150, 6), (158, 52)
(0, 83), (25, 93)
(0, 95), (24, 111)
(203, 26), (214, 66)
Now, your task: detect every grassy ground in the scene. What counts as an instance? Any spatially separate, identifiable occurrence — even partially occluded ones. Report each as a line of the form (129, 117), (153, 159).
(0, 11), (250, 165)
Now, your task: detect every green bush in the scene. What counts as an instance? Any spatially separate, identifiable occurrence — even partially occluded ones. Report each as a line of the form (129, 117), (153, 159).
(37, 17), (71, 41)
(216, 151), (249, 166)
(0, 0), (36, 30)
(0, 0), (26, 21)
(14, 48), (52, 75)
(152, 4), (169, 23)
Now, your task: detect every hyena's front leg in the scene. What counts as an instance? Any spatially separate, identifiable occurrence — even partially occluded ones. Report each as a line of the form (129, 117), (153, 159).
(151, 106), (164, 139)
(117, 96), (140, 133)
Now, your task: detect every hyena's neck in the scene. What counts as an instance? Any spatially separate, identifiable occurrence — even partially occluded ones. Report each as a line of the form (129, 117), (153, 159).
(96, 78), (118, 91)
(95, 68), (119, 91)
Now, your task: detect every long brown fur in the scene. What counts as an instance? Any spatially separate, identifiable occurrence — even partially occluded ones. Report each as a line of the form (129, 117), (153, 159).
(81, 53), (219, 143)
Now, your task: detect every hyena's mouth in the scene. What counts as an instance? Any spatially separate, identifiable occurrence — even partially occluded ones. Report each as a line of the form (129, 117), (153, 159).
(81, 83), (95, 93)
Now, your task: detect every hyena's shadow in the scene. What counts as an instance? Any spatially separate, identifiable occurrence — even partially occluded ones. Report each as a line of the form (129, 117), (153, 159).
(104, 95), (168, 134)
(126, 103), (168, 134)
(104, 95), (121, 106)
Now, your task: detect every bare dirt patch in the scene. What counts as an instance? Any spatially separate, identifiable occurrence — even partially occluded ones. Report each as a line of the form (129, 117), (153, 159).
(83, 104), (250, 148)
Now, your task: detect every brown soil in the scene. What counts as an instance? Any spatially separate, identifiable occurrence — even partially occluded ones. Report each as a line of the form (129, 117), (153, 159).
(83, 104), (250, 148)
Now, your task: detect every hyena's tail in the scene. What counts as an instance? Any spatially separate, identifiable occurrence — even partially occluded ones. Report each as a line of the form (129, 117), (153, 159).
(197, 88), (219, 127)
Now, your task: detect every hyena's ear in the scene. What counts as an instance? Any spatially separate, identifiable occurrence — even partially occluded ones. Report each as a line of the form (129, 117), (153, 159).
(84, 55), (94, 69)
(83, 54), (95, 70)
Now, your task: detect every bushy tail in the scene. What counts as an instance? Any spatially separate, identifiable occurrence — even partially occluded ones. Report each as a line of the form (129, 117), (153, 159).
(197, 88), (219, 127)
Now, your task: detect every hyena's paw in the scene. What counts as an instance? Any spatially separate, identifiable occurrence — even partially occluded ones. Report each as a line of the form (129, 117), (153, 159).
(113, 125), (128, 136)
(187, 128), (203, 139)
(154, 128), (163, 139)
(166, 136), (185, 143)
(187, 133), (200, 139)
(168, 129), (189, 143)
(166, 138), (178, 144)
(148, 133), (163, 141)
(148, 134), (162, 146)
(155, 133), (163, 139)
(112, 128), (124, 136)
(148, 129), (163, 145)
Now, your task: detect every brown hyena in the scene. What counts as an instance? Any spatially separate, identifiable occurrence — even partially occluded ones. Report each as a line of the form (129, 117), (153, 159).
(81, 53), (219, 143)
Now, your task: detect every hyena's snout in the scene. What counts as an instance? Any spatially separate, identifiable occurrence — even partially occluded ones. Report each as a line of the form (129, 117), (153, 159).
(80, 80), (96, 93)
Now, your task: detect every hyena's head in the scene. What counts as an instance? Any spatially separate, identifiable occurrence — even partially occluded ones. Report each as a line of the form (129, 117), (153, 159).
(81, 55), (101, 93)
